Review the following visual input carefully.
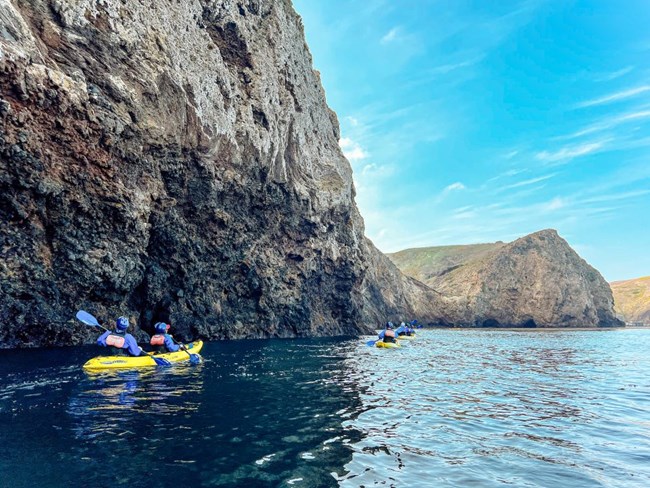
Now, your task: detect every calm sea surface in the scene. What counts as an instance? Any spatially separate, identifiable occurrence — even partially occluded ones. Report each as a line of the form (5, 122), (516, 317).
(1, 329), (649, 487)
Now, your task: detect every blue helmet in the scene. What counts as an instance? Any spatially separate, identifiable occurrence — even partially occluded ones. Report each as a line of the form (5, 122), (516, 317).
(116, 316), (129, 331)
(154, 322), (169, 334)
(386, 322), (393, 329)
(410, 320), (418, 325)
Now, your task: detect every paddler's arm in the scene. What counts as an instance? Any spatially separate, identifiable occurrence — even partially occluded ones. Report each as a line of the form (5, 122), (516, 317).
(97, 330), (110, 346)
(124, 335), (145, 356)
(164, 334), (181, 352)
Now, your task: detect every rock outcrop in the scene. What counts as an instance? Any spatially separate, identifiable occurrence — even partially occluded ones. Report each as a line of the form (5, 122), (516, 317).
(389, 230), (623, 328)
(0, 2), (622, 348)
(1, 0), (420, 347)
(611, 276), (650, 325)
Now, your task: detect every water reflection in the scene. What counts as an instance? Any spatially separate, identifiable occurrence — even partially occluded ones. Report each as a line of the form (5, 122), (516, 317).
(2, 332), (649, 487)
(340, 329), (650, 487)
(67, 365), (205, 440)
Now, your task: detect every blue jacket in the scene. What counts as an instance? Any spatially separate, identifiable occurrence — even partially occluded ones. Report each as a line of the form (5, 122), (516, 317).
(396, 325), (415, 336)
(97, 331), (143, 356)
(162, 334), (180, 352)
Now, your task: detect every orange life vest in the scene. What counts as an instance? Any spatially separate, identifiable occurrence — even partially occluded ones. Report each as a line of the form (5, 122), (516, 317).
(150, 334), (165, 346)
(106, 334), (125, 347)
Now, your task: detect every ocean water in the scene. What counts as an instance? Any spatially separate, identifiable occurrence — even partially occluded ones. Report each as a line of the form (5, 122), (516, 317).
(1, 329), (649, 487)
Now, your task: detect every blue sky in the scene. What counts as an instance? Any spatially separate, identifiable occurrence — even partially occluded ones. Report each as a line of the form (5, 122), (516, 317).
(293, 0), (650, 281)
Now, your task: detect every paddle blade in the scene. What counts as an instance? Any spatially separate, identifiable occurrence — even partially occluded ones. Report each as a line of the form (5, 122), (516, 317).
(189, 354), (201, 365)
(76, 310), (100, 327)
(366, 340), (377, 347)
(152, 356), (172, 367)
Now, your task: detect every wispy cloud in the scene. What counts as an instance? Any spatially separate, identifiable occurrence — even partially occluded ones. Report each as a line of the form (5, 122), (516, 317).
(443, 182), (466, 193)
(577, 85), (650, 108)
(558, 109), (650, 140)
(427, 56), (483, 75)
(499, 173), (557, 191)
(536, 140), (609, 164)
(432, 182), (467, 205)
(380, 27), (401, 44)
(339, 137), (368, 161)
(580, 189), (650, 204)
(595, 66), (634, 82)
(345, 116), (359, 127)
(542, 196), (566, 211)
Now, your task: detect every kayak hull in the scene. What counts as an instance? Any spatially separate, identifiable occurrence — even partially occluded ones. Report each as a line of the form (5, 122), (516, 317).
(83, 340), (204, 370)
(376, 341), (401, 348)
(397, 334), (416, 340)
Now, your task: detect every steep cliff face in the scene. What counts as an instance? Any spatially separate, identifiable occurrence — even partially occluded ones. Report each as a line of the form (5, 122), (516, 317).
(611, 276), (650, 325)
(0, 2), (623, 348)
(0, 0), (392, 347)
(389, 230), (623, 328)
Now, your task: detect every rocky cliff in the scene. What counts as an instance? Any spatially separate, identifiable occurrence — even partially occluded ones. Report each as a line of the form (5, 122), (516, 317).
(1, 0), (429, 347)
(0, 2), (622, 348)
(611, 276), (650, 325)
(389, 230), (623, 328)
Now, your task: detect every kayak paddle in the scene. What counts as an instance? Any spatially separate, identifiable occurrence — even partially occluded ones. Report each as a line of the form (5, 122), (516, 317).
(366, 339), (379, 347)
(170, 336), (201, 365)
(76, 310), (171, 366)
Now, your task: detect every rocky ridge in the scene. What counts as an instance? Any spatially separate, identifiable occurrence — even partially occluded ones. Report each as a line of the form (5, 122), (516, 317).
(610, 276), (650, 325)
(389, 230), (623, 328)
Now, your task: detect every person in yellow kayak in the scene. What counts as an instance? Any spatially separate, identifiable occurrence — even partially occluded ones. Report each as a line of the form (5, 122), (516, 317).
(97, 316), (147, 357)
(378, 322), (397, 343)
(149, 322), (181, 354)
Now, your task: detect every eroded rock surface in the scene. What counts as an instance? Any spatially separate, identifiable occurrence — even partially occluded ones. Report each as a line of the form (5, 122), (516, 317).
(0, 2), (622, 348)
(389, 230), (623, 328)
(1, 0), (411, 347)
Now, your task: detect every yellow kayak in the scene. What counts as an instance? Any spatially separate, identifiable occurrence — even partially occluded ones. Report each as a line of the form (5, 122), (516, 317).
(376, 340), (401, 348)
(397, 334), (416, 340)
(83, 341), (203, 370)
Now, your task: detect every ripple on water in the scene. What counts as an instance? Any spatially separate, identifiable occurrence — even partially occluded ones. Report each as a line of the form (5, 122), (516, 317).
(1, 332), (650, 487)
(341, 329), (650, 487)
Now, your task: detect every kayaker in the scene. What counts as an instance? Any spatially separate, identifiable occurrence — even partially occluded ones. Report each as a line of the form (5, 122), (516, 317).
(395, 321), (411, 337)
(97, 316), (146, 357)
(379, 322), (396, 343)
(149, 322), (181, 354)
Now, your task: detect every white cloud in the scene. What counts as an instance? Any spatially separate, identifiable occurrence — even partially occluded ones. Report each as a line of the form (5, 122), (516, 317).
(595, 66), (634, 82)
(380, 27), (400, 44)
(543, 197), (566, 211)
(580, 189), (650, 204)
(444, 182), (466, 192)
(536, 140), (608, 164)
(346, 116), (359, 127)
(339, 137), (368, 161)
(558, 109), (650, 140)
(577, 85), (650, 108)
(428, 57), (483, 75)
(500, 173), (557, 191)
(433, 181), (466, 204)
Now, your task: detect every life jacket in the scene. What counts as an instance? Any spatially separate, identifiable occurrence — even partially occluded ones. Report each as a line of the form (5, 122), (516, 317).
(150, 334), (166, 353)
(384, 329), (396, 342)
(105, 334), (127, 356)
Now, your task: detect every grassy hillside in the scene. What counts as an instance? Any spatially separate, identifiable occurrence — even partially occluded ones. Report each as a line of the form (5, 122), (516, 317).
(610, 276), (650, 324)
(387, 242), (505, 286)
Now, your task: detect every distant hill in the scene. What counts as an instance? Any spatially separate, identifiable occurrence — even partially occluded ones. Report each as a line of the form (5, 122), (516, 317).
(388, 242), (505, 285)
(387, 230), (622, 328)
(610, 276), (650, 325)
